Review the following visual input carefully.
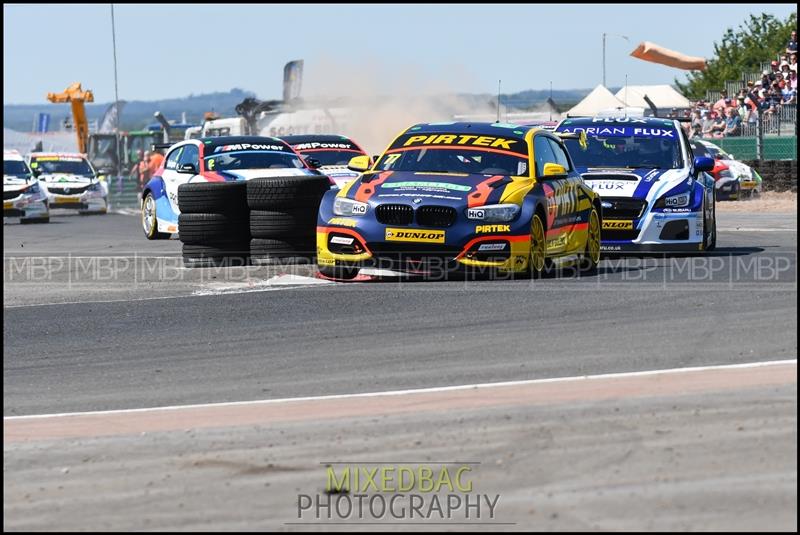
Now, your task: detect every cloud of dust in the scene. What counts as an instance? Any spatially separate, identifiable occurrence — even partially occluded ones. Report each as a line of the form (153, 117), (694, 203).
(301, 55), (498, 155)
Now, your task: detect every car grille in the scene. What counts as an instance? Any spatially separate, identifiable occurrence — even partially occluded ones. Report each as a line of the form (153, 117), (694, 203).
(47, 185), (91, 195)
(582, 173), (640, 182)
(4, 190), (23, 201)
(368, 241), (461, 271)
(416, 206), (457, 228)
(375, 204), (413, 225)
(601, 198), (647, 219)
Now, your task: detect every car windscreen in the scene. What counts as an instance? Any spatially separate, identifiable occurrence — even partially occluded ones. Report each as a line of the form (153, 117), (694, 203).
(375, 132), (529, 176)
(299, 149), (364, 166)
(204, 150), (306, 171)
(703, 143), (730, 160)
(4, 160), (31, 178)
(30, 157), (94, 176)
(559, 125), (683, 169)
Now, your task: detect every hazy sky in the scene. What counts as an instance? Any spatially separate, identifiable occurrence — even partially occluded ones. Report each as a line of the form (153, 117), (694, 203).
(3, 3), (797, 104)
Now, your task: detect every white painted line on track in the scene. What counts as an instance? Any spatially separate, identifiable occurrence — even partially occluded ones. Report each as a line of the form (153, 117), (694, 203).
(110, 208), (139, 216)
(5, 359), (795, 421)
(193, 274), (334, 295)
(3, 282), (324, 309)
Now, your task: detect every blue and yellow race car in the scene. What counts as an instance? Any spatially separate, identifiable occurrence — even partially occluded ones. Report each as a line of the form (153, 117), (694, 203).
(316, 122), (602, 280)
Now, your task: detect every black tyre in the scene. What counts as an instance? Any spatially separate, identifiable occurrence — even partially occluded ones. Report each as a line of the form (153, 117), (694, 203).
(319, 265), (360, 280)
(182, 242), (250, 268)
(704, 199), (717, 252)
(178, 213), (250, 244)
(579, 208), (601, 274)
(177, 181), (248, 214)
(249, 209), (318, 239)
(250, 237), (315, 265)
(246, 175), (331, 210)
(20, 217), (50, 224)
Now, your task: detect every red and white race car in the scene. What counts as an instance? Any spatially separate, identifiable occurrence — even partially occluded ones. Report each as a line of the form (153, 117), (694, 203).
(279, 134), (370, 189)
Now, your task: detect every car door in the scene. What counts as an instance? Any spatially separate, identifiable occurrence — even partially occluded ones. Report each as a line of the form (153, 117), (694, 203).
(547, 136), (589, 254)
(533, 133), (577, 255)
(170, 143), (200, 214)
(160, 145), (185, 214)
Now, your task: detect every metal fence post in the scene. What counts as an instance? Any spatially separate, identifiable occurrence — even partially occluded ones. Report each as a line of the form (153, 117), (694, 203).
(756, 107), (764, 161)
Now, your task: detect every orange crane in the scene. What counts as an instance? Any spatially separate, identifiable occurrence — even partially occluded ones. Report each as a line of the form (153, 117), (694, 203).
(47, 82), (94, 154)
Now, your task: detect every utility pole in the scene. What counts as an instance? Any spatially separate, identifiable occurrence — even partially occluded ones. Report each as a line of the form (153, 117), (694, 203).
(110, 4), (121, 181)
(602, 33), (606, 87)
(496, 79), (501, 123)
(602, 32), (629, 87)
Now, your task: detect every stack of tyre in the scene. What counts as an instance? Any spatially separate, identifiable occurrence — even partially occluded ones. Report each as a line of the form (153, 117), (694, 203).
(177, 182), (250, 267)
(247, 176), (331, 265)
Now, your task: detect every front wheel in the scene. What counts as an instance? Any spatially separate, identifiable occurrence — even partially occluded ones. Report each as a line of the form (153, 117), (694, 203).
(142, 192), (170, 240)
(528, 213), (547, 279)
(579, 208), (601, 274)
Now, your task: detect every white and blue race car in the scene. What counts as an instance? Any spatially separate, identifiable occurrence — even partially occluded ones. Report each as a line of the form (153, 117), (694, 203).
(27, 152), (108, 215)
(555, 116), (717, 252)
(4, 150), (49, 223)
(141, 136), (325, 239)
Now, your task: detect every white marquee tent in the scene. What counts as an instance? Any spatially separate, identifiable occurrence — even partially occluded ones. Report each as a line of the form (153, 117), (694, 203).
(614, 85), (692, 111)
(563, 85), (627, 117)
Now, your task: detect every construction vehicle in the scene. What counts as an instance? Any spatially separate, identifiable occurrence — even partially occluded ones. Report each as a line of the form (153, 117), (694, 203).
(87, 112), (197, 177)
(47, 82), (94, 154)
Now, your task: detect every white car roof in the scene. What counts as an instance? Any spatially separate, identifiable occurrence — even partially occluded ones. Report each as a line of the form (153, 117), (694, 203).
(29, 152), (87, 159)
(3, 149), (24, 161)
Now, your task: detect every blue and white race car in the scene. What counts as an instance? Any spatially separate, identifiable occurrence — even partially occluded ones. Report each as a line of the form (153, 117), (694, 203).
(4, 150), (49, 224)
(141, 136), (324, 239)
(28, 152), (108, 215)
(555, 116), (717, 252)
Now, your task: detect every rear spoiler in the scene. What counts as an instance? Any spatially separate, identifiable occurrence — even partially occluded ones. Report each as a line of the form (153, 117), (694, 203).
(151, 143), (174, 151)
(554, 131), (588, 149)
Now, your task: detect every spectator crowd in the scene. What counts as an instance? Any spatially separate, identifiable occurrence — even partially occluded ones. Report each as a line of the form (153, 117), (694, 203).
(684, 31), (797, 140)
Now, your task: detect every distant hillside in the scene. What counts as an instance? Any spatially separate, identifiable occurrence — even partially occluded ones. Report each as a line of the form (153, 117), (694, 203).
(2, 88), (255, 133)
(3, 87), (596, 133)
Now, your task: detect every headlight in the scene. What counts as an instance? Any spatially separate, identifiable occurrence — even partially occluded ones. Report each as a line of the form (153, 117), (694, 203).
(88, 182), (102, 191)
(333, 197), (368, 216)
(24, 182), (40, 195)
(466, 204), (520, 222)
(655, 192), (690, 208)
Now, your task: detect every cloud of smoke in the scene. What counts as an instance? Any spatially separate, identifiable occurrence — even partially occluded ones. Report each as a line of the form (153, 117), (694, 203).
(301, 55), (498, 155)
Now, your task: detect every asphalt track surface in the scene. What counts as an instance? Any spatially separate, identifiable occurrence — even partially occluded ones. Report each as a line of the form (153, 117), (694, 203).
(3, 210), (797, 415)
(3, 208), (797, 530)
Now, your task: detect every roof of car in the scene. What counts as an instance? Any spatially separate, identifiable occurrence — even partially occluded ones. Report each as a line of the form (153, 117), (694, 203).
(3, 149), (24, 160)
(29, 152), (86, 158)
(558, 116), (679, 128)
(198, 135), (288, 145)
(402, 122), (537, 138)
(279, 134), (357, 144)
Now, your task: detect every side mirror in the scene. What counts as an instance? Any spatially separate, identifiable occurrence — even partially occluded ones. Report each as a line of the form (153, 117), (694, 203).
(541, 163), (567, 178)
(347, 155), (371, 172)
(305, 157), (321, 169)
(693, 156), (714, 173)
(178, 162), (197, 174)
